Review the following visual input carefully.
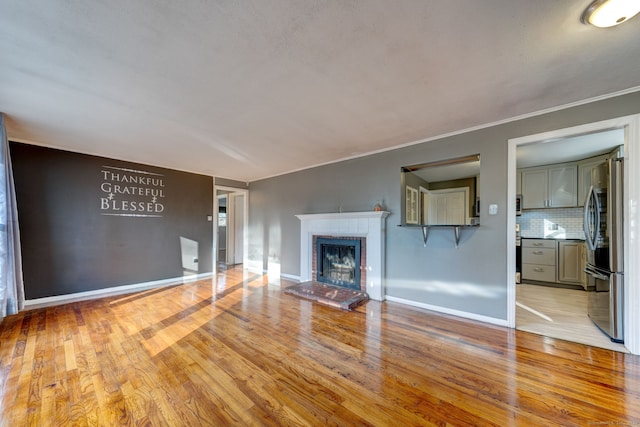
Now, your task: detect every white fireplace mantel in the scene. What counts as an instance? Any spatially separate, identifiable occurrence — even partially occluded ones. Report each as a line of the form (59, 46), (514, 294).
(296, 211), (389, 301)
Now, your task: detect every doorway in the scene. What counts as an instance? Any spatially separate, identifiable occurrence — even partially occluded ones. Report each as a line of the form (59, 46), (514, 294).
(507, 114), (640, 355)
(514, 129), (625, 351)
(214, 186), (248, 268)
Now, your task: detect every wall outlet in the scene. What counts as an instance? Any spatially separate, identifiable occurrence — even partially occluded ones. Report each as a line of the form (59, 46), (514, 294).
(489, 204), (498, 215)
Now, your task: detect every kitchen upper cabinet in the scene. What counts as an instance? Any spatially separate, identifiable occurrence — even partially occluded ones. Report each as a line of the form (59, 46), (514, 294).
(521, 167), (547, 208)
(521, 163), (577, 209)
(609, 144), (624, 159)
(548, 164), (578, 207)
(577, 154), (608, 206)
(516, 170), (522, 195)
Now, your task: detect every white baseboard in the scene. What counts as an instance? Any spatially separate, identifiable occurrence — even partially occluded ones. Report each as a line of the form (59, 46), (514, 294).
(280, 273), (300, 282)
(385, 295), (510, 328)
(24, 272), (214, 310)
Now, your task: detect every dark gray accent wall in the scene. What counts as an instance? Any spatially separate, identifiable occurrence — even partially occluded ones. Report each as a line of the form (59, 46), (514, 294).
(248, 91), (640, 321)
(10, 143), (214, 299)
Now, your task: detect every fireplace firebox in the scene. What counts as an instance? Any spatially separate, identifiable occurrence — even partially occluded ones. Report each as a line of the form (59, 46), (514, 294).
(315, 237), (361, 290)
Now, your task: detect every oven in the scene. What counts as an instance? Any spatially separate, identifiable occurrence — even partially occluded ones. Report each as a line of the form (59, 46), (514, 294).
(516, 194), (522, 216)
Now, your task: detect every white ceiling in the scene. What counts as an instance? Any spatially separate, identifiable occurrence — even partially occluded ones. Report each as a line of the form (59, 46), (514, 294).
(2, 1), (640, 182)
(404, 126), (623, 182)
(516, 128), (624, 168)
(409, 159), (480, 183)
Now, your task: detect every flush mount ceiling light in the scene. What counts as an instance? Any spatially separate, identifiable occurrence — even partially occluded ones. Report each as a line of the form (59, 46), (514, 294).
(581, 0), (640, 27)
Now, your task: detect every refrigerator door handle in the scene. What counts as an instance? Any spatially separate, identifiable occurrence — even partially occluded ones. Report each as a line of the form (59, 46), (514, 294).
(585, 265), (608, 281)
(583, 186), (592, 250)
(609, 158), (624, 273)
(594, 187), (601, 250)
(583, 185), (600, 251)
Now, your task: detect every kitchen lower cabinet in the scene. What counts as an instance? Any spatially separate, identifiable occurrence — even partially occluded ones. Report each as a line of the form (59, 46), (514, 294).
(522, 239), (557, 282)
(522, 239), (586, 287)
(580, 243), (587, 288)
(558, 241), (583, 284)
(522, 264), (556, 283)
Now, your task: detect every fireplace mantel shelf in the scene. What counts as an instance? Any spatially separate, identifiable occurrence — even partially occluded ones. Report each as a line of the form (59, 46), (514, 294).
(296, 211), (390, 221)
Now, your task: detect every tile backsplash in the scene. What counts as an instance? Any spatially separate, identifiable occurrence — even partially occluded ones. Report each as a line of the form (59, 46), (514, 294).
(517, 207), (585, 239)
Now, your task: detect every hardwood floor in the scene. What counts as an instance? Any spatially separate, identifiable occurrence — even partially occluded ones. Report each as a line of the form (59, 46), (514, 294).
(1, 266), (640, 426)
(516, 283), (628, 353)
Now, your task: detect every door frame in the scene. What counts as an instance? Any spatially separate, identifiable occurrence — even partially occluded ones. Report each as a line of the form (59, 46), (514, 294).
(213, 185), (249, 269)
(507, 114), (640, 355)
(227, 192), (246, 265)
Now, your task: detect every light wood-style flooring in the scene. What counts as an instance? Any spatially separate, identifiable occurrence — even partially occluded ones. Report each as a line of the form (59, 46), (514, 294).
(1, 266), (640, 426)
(516, 283), (628, 353)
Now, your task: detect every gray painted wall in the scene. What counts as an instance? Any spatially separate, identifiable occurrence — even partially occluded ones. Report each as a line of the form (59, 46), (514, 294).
(11, 143), (214, 299)
(248, 91), (640, 321)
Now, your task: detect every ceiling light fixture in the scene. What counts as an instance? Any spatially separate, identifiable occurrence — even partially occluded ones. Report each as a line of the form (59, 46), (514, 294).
(581, 0), (640, 27)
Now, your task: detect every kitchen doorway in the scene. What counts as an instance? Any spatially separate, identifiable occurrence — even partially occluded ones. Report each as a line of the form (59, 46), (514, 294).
(514, 128), (624, 351)
(507, 114), (640, 355)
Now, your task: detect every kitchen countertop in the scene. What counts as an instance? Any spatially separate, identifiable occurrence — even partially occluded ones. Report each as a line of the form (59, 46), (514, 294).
(521, 237), (585, 241)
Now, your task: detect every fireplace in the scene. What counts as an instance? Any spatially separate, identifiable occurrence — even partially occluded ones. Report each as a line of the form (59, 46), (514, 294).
(314, 237), (363, 291)
(297, 211), (389, 301)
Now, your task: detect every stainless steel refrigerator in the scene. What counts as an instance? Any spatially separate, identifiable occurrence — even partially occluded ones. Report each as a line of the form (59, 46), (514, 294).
(583, 158), (624, 343)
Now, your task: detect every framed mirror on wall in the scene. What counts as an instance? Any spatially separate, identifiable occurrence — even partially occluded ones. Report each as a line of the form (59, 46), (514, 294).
(401, 154), (481, 227)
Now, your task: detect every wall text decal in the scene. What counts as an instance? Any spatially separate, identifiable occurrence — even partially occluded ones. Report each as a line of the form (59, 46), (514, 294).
(100, 166), (166, 217)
